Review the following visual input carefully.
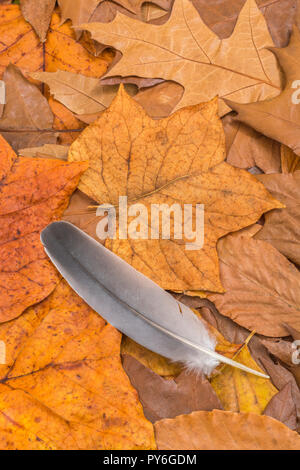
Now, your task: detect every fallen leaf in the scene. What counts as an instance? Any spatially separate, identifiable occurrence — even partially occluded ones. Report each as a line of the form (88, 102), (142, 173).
(208, 235), (300, 336)
(0, 134), (88, 323)
(281, 144), (300, 173)
(255, 172), (300, 266)
(223, 113), (281, 173)
(63, 189), (103, 241)
(155, 409), (300, 449)
(31, 70), (138, 115)
(283, 323), (300, 340)
(20, 0), (56, 42)
(199, 300), (300, 415)
(260, 337), (295, 367)
(45, 9), (113, 76)
(48, 97), (85, 145)
(259, 355), (300, 419)
(19, 143), (69, 159)
(122, 354), (222, 423)
(0, 3), (42, 78)
(263, 382), (297, 430)
(32, 70), (183, 119)
(68, 85), (282, 292)
(227, 26), (300, 156)
(0, 280), (155, 450)
(193, 0), (298, 47)
(82, 0), (281, 116)
(0, 64), (57, 151)
(211, 344), (278, 414)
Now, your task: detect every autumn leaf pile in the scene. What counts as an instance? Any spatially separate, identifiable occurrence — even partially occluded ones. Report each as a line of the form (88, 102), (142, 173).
(0, 0), (299, 450)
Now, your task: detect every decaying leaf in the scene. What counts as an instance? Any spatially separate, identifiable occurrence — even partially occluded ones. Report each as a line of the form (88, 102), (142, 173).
(32, 70), (183, 119)
(0, 64), (56, 151)
(122, 354), (223, 423)
(68, 86), (282, 292)
(209, 234), (300, 337)
(223, 114), (281, 173)
(0, 134), (88, 323)
(193, 0), (298, 47)
(211, 344), (278, 414)
(19, 144), (69, 159)
(31, 70), (138, 115)
(0, 4), (42, 78)
(227, 26), (300, 156)
(263, 383), (297, 430)
(155, 409), (300, 450)
(20, 0), (56, 42)
(281, 144), (300, 173)
(255, 172), (300, 266)
(63, 189), (106, 243)
(82, 0), (281, 116)
(0, 280), (155, 450)
(45, 9), (113, 77)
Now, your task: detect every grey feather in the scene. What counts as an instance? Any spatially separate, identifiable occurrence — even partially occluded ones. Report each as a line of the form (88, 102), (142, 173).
(41, 221), (269, 378)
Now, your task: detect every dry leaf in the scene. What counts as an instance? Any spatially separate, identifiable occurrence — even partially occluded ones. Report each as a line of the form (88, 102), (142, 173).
(0, 3), (42, 78)
(122, 355), (222, 423)
(223, 113), (281, 173)
(0, 134), (88, 323)
(45, 9), (113, 77)
(259, 355), (300, 419)
(255, 172), (300, 266)
(211, 344), (278, 414)
(155, 409), (300, 449)
(31, 70), (138, 115)
(63, 189), (102, 241)
(263, 382), (297, 430)
(0, 64), (56, 151)
(281, 144), (300, 173)
(227, 26), (300, 156)
(0, 280), (155, 450)
(19, 144), (69, 159)
(199, 301), (300, 416)
(82, 0), (281, 116)
(193, 0), (298, 47)
(260, 338), (295, 367)
(68, 86), (281, 292)
(20, 0), (56, 42)
(208, 234), (300, 337)
(48, 97), (85, 145)
(32, 70), (183, 119)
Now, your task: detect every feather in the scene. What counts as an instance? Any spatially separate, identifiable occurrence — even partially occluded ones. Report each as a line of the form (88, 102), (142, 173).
(41, 221), (269, 378)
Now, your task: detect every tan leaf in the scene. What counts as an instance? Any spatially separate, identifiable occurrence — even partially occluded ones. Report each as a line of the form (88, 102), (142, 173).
(263, 383), (297, 430)
(32, 70), (183, 119)
(281, 144), (300, 173)
(0, 64), (57, 151)
(82, 0), (281, 116)
(155, 409), (300, 450)
(223, 113), (281, 173)
(68, 86), (282, 292)
(20, 0), (56, 42)
(255, 172), (300, 266)
(122, 355), (222, 423)
(208, 235), (300, 337)
(192, 0), (298, 47)
(226, 26), (300, 156)
(18, 144), (69, 159)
